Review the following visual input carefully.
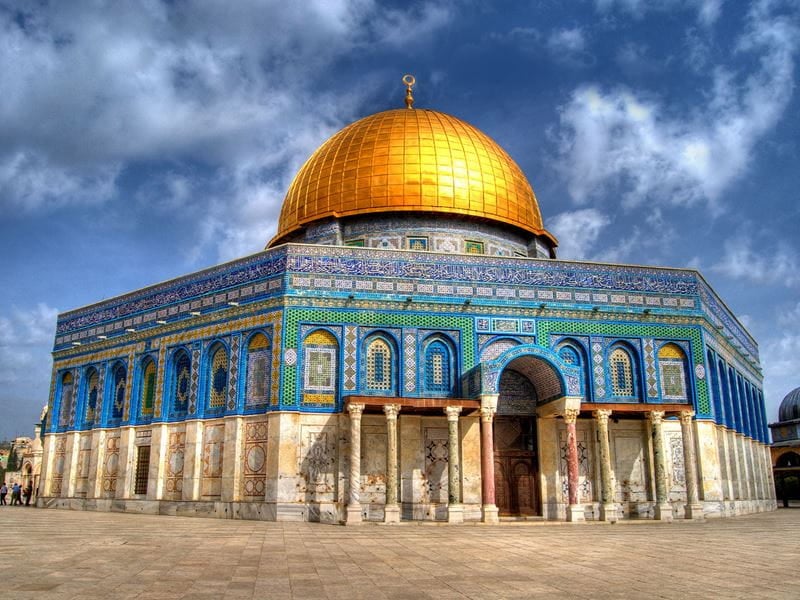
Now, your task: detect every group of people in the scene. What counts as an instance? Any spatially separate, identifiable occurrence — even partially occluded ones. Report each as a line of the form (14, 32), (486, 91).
(0, 481), (33, 506)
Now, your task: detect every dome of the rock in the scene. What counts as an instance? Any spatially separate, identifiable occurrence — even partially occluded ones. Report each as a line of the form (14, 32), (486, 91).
(269, 107), (557, 249)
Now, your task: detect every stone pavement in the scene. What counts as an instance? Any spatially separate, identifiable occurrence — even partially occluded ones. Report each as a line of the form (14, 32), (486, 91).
(1, 508), (799, 599)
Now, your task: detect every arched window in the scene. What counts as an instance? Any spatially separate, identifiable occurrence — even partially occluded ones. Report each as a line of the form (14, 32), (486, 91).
(423, 338), (453, 395)
(719, 359), (734, 428)
(609, 347), (634, 398)
(658, 343), (688, 400)
(207, 344), (229, 411)
(557, 340), (589, 398)
(303, 330), (338, 405)
(110, 362), (127, 422)
(245, 333), (270, 406)
(58, 372), (74, 428)
(707, 350), (724, 424)
(171, 350), (191, 417)
(140, 359), (156, 420)
(366, 336), (393, 392)
(85, 368), (99, 425)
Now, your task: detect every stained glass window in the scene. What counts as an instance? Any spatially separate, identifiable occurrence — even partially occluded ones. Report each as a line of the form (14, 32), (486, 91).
(85, 369), (98, 424)
(111, 363), (127, 420)
(59, 372), (74, 427)
(208, 345), (228, 409)
(424, 340), (451, 394)
(140, 359), (156, 418)
(246, 333), (270, 405)
(609, 348), (634, 397)
(658, 343), (688, 400)
(172, 350), (191, 416)
(366, 338), (392, 391)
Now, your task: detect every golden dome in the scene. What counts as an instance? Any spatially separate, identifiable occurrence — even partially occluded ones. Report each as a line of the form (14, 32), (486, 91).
(269, 108), (556, 247)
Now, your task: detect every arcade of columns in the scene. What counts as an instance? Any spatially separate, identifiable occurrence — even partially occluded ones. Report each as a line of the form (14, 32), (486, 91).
(344, 400), (706, 524)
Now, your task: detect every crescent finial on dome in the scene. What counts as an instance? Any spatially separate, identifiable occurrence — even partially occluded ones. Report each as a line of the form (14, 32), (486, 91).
(402, 74), (415, 109)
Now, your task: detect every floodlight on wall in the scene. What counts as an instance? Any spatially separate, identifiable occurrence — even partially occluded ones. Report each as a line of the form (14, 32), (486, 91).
(125, 328), (136, 333)
(97, 335), (108, 340)
(156, 320), (167, 325)
(228, 301), (239, 306)
(190, 311), (201, 316)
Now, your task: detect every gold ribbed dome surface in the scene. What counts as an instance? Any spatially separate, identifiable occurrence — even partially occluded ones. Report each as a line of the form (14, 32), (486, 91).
(270, 108), (554, 246)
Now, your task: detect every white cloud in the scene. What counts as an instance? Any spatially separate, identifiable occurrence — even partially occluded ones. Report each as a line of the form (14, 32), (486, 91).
(0, 1), (454, 263)
(548, 209), (612, 260)
(556, 0), (798, 211)
(0, 303), (57, 386)
(595, 0), (723, 25)
(712, 237), (800, 287)
(546, 27), (594, 67)
(758, 302), (800, 421)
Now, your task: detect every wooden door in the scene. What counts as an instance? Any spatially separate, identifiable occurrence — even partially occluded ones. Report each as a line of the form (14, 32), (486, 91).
(494, 416), (540, 515)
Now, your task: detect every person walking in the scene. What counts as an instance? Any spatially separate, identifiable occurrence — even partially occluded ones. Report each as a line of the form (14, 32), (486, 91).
(23, 482), (32, 506)
(10, 482), (21, 506)
(0, 482), (7, 505)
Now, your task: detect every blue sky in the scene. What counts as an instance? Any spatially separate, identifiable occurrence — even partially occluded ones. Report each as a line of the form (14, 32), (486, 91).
(1, 0), (798, 440)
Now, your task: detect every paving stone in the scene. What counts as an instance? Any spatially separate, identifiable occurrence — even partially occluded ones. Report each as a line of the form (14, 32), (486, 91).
(1, 508), (799, 599)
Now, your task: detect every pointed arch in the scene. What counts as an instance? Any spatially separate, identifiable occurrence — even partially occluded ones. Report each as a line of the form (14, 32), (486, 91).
(363, 332), (397, 394)
(109, 362), (127, 422)
(555, 338), (590, 398)
(657, 342), (688, 400)
(608, 343), (638, 400)
(245, 332), (271, 406)
(84, 367), (99, 426)
(207, 342), (229, 412)
(58, 371), (75, 428)
(302, 329), (338, 405)
(422, 334), (456, 396)
(171, 348), (192, 418)
(139, 357), (157, 420)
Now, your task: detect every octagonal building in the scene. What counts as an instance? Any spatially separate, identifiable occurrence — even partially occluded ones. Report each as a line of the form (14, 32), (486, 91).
(38, 82), (775, 523)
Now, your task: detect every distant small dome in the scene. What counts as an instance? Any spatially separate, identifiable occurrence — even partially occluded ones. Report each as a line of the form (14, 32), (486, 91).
(778, 387), (800, 421)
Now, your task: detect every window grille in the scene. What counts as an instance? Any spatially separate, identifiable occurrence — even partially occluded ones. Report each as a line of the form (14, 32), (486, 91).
(134, 445), (151, 495)
(609, 348), (633, 397)
(366, 338), (392, 390)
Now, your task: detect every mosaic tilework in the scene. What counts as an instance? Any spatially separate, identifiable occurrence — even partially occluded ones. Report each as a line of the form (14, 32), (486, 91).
(243, 420), (268, 497)
(228, 335), (240, 411)
(303, 329), (338, 406)
(189, 347), (200, 415)
(591, 341), (606, 400)
(643, 339), (658, 398)
(423, 427), (449, 503)
(481, 339), (520, 362)
(282, 308), (476, 409)
(141, 359), (156, 418)
(85, 369), (99, 424)
(538, 320), (709, 415)
(609, 348), (634, 397)
(122, 353), (134, 423)
(344, 326), (357, 391)
(153, 346), (166, 419)
(93, 367), (105, 426)
(69, 370), (80, 428)
(58, 372), (74, 429)
(404, 330), (417, 393)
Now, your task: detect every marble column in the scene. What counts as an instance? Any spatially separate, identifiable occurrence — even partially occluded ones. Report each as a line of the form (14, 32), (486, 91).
(594, 410), (617, 522)
(649, 411), (673, 522)
(445, 406), (464, 523)
(384, 403), (401, 523)
(346, 403), (365, 525)
(679, 411), (704, 520)
(480, 404), (499, 523)
(564, 408), (585, 522)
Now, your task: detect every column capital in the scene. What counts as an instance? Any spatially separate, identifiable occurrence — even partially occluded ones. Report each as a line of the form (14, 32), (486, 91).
(480, 406), (496, 423)
(563, 408), (580, 424)
(348, 402), (365, 418)
(679, 410), (695, 424)
(593, 409), (612, 425)
(648, 410), (665, 425)
(445, 405), (463, 421)
(383, 403), (401, 420)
